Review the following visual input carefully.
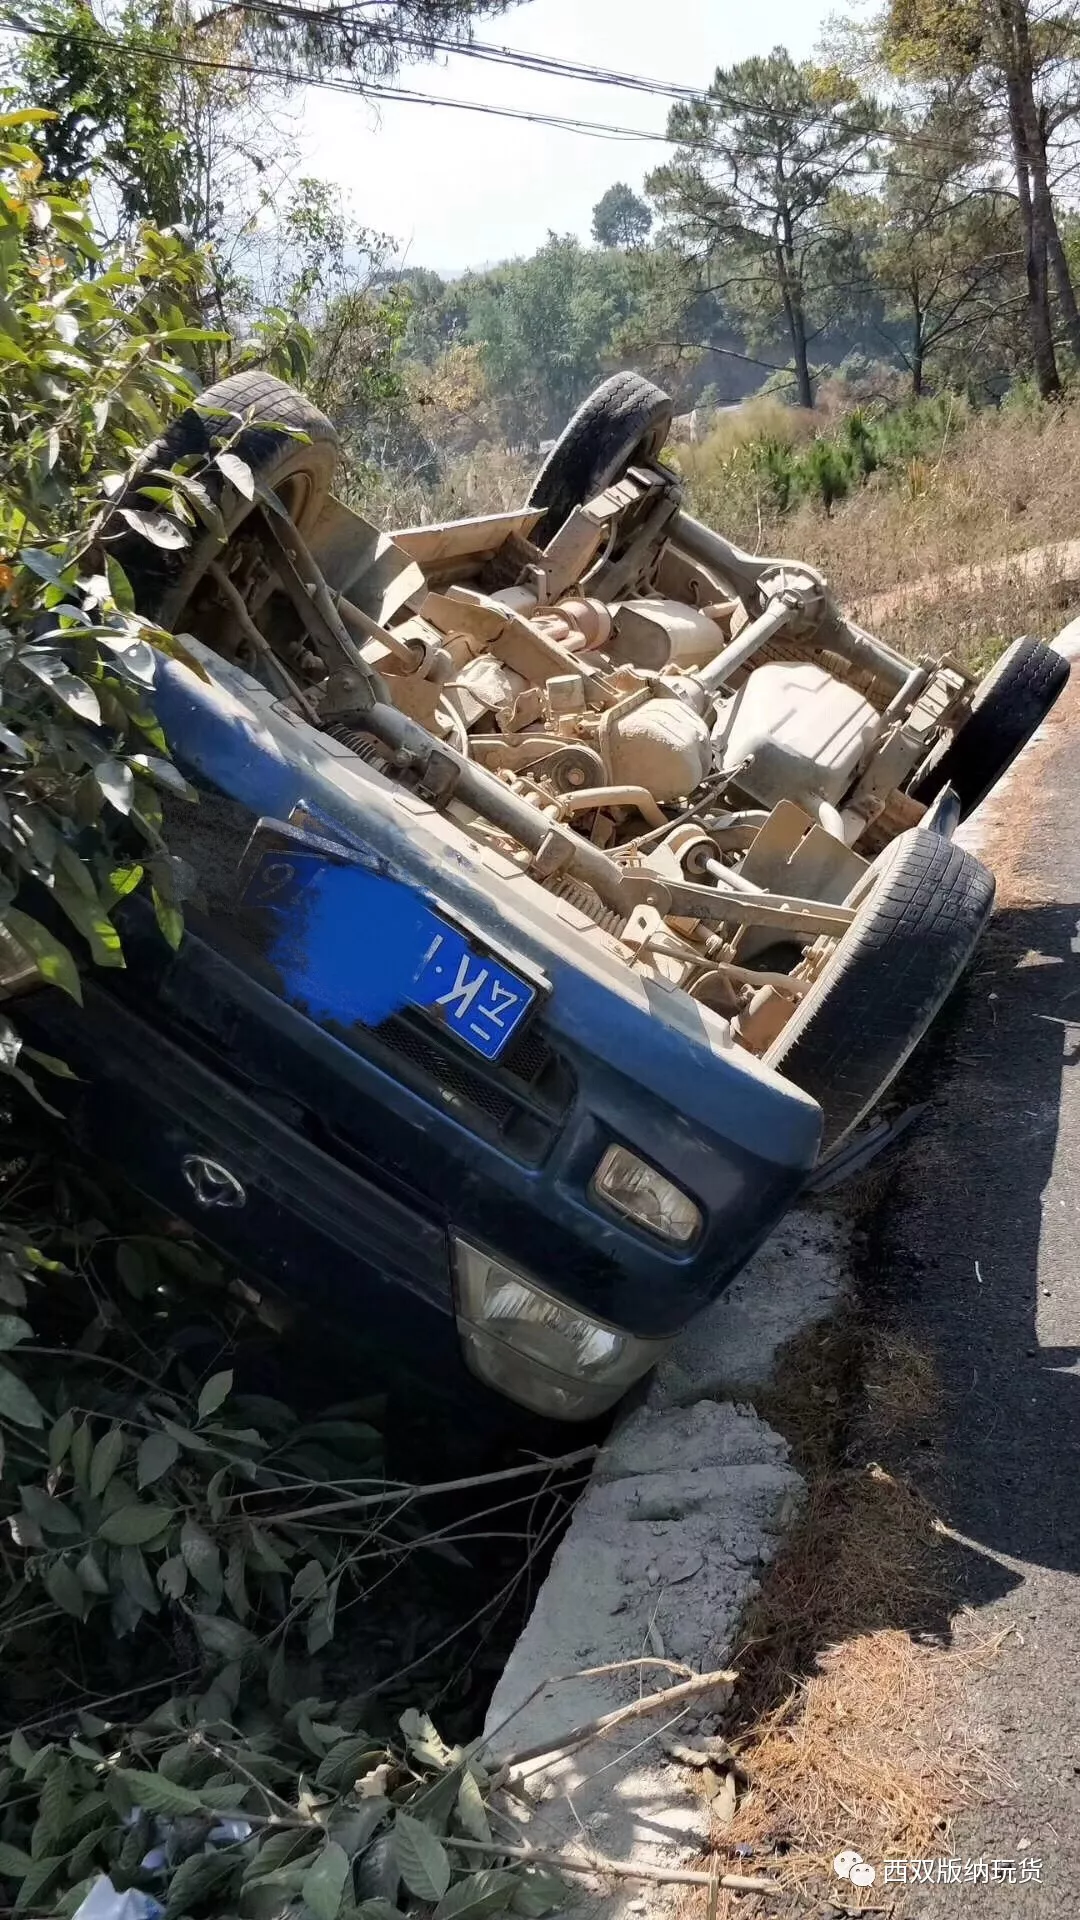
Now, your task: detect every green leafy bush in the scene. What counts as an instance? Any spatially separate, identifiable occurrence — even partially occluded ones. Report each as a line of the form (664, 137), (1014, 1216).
(0, 1689), (565, 1918)
(0, 1219), (388, 1659)
(0, 108), (223, 1055)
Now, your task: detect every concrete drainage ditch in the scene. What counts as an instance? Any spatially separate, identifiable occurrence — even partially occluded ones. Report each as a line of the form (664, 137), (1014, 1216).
(480, 1206), (850, 1916)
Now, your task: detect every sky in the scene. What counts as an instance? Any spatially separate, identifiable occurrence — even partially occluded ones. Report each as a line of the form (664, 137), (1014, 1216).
(295, 0), (833, 274)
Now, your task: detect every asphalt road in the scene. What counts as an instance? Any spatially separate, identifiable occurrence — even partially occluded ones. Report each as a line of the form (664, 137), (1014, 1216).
(865, 667), (1080, 1918)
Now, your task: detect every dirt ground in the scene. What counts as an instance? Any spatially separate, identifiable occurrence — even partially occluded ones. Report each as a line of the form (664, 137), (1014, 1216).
(685, 400), (1080, 676)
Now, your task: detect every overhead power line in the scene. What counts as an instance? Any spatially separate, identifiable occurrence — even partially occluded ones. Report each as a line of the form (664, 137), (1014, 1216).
(5, 17), (684, 144)
(214, 3), (706, 101)
(4, 13), (1017, 166)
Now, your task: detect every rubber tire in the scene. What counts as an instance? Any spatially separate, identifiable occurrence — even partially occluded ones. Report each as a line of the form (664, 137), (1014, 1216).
(908, 635), (1069, 820)
(767, 827), (995, 1149)
(526, 371), (674, 543)
(100, 371), (340, 627)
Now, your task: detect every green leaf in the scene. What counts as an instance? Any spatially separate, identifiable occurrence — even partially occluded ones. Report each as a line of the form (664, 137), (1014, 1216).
(243, 1830), (320, 1883)
(20, 1483), (81, 1535)
(508, 1867), (567, 1916)
(116, 506), (190, 550)
(120, 1544), (161, 1615)
(162, 469), (226, 537)
(0, 108), (57, 126)
(2, 909), (81, 1003)
(307, 1574), (340, 1654)
(113, 1769), (203, 1815)
(316, 1739), (384, 1795)
(115, 1244), (147, 1297)
(181, 1516), (222, 1597)
(393, 1814), (450, 1903)
(95, 758), (134, 814)
(245, 1524), (290, 1573)
(290, 1558), (326, 1605)
(21, 653), (101, 725)
(105, 556), (135, 611)
(70, 1420), (92, 1488)
(89, 1424), (125, 1498)
(327, 1800), (390, 1855)
(98, 1502), (173, 1546)
(105, 863), (144, 903)
(131, 754), (195, 799)
(0, 1313), (32, 1349)
(455, 1770), (491, 1845)
(48, 1409), (74, 1466)
(197, 1368), (233, 1420)
(13, 1853), (64, 1912)
(215, 451), (255, 499)
(434, 1869), (520, 1919)
(50, 874), (124, 971)
(160, 1416), (210, 1453)
(152, 886), (183, 950)
(164, 1847), (238, 1919)
(76, 1549), (109, 1596)
(0, 1362), (45, 1427)
(137, 1429), (179, 1488)
(0, 1842), (33, 1876)
(18, 548), (65, 585)
(33, 1757), (71, 1856)
(156, 1554), (188, 1600)
(224, 1538), (250, 1620)
(22, 1047), (79, 1081)
(301, 1840), (351, 1920)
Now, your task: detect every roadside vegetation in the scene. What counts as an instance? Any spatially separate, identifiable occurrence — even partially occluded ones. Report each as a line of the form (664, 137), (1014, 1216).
(1, 0), (1080, 1909)
(0, 96), (584, 1920)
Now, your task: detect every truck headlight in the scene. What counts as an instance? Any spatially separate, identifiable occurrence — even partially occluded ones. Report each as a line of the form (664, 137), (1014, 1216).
(453, 1240), (670, 1421)
(592, 1146), (701, 1244)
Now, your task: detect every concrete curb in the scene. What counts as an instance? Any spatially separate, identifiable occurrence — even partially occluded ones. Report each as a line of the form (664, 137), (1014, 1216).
(481, 1207), (850, 1915)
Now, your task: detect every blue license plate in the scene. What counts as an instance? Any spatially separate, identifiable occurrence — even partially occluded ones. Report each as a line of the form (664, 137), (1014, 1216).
(241, 838), (537, 1062)
(412, 922), (536, 1059)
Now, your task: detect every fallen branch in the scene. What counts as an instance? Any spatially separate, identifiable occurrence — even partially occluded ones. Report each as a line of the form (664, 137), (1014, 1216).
(447, 1835), (778, 1894)
(481, 1654), (699, 1756)
(233, 1444), (599, 1522)
(493, 1666), (739, 1772)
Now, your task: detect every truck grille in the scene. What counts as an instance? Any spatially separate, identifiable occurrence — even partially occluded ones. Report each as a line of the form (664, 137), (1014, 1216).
(360, 1008), (573, 1161)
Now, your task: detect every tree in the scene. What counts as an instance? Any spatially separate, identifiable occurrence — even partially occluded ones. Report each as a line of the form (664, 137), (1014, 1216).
(647, 49), (879, 407)
(203, 0), (523, 78)
(884, 0), (1080, 395)
(844, 98), (1020, 394)
(6, 0), (522, 312)
(592, 181), (653, 249)
(461, 233), (641, 438)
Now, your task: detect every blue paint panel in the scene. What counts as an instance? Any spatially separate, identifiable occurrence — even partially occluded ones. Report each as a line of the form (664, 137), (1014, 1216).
(243, 849), (536, 1060)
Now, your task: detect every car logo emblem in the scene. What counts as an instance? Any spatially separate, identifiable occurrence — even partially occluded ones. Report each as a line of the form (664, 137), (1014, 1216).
(180, 1155), (247, 1209)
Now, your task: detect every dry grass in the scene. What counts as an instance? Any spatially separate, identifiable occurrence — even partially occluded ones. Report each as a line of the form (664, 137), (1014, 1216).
(790, 401), (1080, 595)
(768, 402), (1080, 671)
(676, 393), (1080, 675)
(346, 441), (533, 529)
(676, 1317), (1001, 1915)
(862, 1327), (944, 1439)
(674, 396), (820, 474)
(708, 1629), (1002, 1912)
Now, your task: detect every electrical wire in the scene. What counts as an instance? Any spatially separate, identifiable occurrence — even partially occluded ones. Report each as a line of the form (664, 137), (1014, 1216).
(2, 11), (1028, 165)
(3, 18), (679, 146)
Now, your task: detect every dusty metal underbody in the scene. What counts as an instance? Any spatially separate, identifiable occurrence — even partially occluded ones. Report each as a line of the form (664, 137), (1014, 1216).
(186, 460), (976, 1061)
